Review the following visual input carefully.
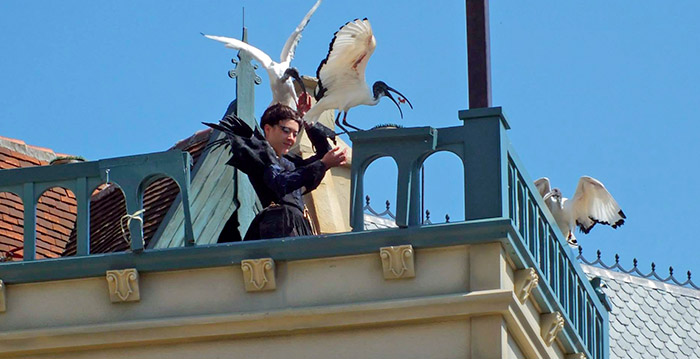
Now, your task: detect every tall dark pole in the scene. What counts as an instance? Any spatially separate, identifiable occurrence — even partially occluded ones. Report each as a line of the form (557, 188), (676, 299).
(465, 0), (492, 109)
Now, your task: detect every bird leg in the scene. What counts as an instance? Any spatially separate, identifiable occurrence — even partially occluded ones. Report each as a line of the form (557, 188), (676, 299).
(341, 112), (362, 132)
(334, 112), (351, 135)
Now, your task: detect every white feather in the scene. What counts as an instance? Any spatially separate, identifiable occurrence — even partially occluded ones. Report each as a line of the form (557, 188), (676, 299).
(304, 18), (378, 124)
(203, 0), (322, 109)
(535, 176), (626, 243)
(280, 0), (322, 64)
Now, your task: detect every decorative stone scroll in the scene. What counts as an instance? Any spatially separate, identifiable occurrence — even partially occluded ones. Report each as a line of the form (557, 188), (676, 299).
(379, 245), (415, 280)
(514, 267), (539, 303)
(541, 312), (565, 346)
(566, 353), (587, 359)
(241, 258), (276, 292)
(0, 279), (6, 312)
(106, 269), (140, 303)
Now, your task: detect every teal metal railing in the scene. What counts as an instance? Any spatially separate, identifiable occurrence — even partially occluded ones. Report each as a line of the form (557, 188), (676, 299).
(0, 150), (194, 257)
(348, 107), (609, 359)
(0, 105), (606, 357)
(507, 149), (609, 359)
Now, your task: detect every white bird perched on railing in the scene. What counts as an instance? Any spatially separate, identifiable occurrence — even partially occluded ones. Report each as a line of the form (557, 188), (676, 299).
(303, 18), (413, 134)
(201, 0), (322, 111)
(535, 176), (626, 246)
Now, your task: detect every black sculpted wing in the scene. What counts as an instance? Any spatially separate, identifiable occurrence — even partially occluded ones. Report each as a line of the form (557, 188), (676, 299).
(202, 114), (279, 175)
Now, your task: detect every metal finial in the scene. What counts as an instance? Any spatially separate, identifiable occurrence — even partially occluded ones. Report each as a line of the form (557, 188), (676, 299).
(615, 254), (620, 263)
(669, 266), (674, 276)
(365, 195), (370, 206)
(425, 210), (431, 220)
(445, 214), (450, 223)
(633, 258), (638, 268)
(651, 262), (656, 271)
(578, 246), (583, 256)
(688, 271), (692, 280)
(385, 200), (390, 210)
(596, 250), (601, 259)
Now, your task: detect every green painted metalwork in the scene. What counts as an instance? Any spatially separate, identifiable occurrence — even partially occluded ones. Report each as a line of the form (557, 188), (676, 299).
(506, 148), (610, 359)
(0, 150), (194, 256)
(349, 127), (438, 229)
(0, 219), (509, 284)
(0, 216), (597, 357)
(0, 102), (608, 358)
(349, 107), (511, 230)
(348, 107), (607, 359)
(148, 131), (239, 248)
(228, 26), (261, 238)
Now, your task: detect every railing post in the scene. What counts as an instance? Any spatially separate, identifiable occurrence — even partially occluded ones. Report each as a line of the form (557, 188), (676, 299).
(75, 177), (90, 256)
(21, 182), (36, 261)
(394, 159), (411, 228)
(395, 158), (423, 227)
(349, 127), (437, 230)
(350, 161), (366, 231)
(124, 188), (145, 252)
(176, 151), (195, 246)
(457, 107), (510, 220)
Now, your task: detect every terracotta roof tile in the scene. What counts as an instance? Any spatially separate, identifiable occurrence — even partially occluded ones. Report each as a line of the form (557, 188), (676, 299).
(0, 138), (76, 261)
(2, 129), (212, 261)
(62, 128), (212, 255)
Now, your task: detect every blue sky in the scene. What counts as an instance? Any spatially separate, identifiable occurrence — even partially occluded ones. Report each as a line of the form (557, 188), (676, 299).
(1, 1), (698, 278)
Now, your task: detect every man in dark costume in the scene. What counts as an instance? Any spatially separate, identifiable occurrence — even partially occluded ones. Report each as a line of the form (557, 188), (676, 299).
(204, 104), (346, 240)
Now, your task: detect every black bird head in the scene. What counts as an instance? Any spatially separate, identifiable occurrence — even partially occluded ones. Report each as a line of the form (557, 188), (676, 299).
(283, 67), (307, 96)
(372, 81), (413, 118)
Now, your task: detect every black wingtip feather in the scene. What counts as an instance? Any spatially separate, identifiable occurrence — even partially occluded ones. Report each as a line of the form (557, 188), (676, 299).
(580, 214), (626, 233)
(578, 221), (596, 234)
(611, 217), (625, 229)
(315, 18), (369, 101)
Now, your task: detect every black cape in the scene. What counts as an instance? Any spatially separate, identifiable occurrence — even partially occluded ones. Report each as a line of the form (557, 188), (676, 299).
(203, 115), (333, 240)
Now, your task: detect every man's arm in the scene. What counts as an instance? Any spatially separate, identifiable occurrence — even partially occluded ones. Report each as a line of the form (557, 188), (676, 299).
(264, 147), (347, 197)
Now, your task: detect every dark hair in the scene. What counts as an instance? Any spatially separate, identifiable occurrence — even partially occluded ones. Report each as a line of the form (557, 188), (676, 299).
(260, 104), (302, 129)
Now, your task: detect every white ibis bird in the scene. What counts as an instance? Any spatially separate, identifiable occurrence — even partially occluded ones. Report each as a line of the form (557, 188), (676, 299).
(202, 0), (322, 110)
(535, 176), (626, 245)
(303, 18), (413, 134)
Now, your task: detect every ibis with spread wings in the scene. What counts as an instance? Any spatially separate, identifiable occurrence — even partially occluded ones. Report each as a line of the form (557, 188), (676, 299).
(535, 176), (626, 245)
(304, 18), (413, 134)
(202, 0), (322, 110)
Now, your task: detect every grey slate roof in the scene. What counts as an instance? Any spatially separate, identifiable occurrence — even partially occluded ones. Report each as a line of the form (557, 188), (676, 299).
(364, 213), (397, 230)
(582, 265), (700, 359)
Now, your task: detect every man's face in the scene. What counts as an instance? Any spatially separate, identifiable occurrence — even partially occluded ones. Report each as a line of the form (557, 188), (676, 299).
(264, 119), (299, 156)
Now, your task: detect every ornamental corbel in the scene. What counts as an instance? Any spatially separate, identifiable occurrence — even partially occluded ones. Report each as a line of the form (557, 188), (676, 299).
(241, 258), (276, 292)
(379, 245), (415, 280)
(514, 267), (539, 303)
(106, 268), (140, 303)
(541, 312), (565, 346)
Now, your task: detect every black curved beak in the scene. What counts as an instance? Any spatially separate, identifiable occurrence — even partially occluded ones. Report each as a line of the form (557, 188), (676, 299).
(542, 191), (554, 202)
(284, 67), (307, 95)
(383, 91), (404, 118)
(383, 85), (413, 118)
(385, 85), (413, 109)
